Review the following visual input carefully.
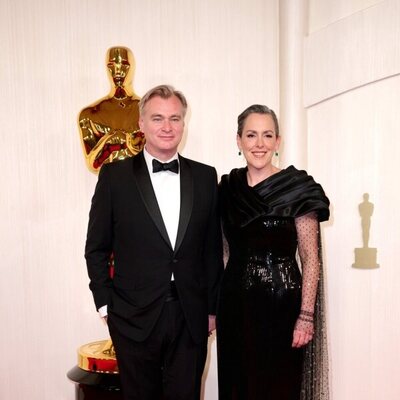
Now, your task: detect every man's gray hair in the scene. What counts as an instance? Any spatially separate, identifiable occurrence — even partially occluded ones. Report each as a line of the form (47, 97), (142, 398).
(139, 84), (188, 117)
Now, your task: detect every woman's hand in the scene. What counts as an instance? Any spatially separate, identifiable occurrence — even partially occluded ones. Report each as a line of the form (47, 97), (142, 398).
(292, 315), (314, 348)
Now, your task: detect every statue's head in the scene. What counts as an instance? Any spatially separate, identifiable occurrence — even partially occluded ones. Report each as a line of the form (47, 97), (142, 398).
(106, 46), (135, 87)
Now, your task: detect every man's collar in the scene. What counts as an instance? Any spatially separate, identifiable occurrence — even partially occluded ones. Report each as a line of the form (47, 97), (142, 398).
(143, 147), (179, 173)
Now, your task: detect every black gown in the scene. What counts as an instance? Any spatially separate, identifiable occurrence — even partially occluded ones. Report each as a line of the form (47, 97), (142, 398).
(217, 166), (330, 400)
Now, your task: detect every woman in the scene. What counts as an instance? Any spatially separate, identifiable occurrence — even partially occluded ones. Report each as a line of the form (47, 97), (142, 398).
(217, 105), (330, 400)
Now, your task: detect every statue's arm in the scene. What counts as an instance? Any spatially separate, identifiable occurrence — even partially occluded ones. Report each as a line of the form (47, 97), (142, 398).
(78, 115), (144, 172)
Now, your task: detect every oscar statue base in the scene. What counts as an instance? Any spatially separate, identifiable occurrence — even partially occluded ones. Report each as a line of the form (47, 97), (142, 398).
(67, 366), (122, 400)
(352, 247), (379, 269)
(67, 339), (122, 399)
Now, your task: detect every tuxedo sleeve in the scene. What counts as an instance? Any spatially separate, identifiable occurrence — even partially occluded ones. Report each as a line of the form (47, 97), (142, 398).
(85, 165), (114, 311)
(204, 168), (224, 315)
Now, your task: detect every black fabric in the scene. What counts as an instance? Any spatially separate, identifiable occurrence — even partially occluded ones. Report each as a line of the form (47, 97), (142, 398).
(86, 152), (224, 399)
(108, 300), (207, 400)
(219, 165), (329, 228)
(217, 166), (330, 400)
(85, 152), (223, 344)
(152, 158), (179, 174)
(165, 281), (179, 302)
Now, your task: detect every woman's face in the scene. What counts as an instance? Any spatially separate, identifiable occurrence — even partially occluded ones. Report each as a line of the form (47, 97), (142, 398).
(237, 113), (280, 172)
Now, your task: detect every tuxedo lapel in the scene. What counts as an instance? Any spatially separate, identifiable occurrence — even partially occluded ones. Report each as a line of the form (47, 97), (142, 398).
(132, 152), (173, 249)
(174, 156), (193, 254)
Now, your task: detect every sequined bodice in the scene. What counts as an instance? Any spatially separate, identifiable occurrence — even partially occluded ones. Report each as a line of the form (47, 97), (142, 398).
(223, 216), (302, 292)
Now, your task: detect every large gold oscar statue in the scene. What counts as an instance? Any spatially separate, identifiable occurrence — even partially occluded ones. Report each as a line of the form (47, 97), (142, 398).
(69, 48), (144, 397)
(78, 46), (145, 173)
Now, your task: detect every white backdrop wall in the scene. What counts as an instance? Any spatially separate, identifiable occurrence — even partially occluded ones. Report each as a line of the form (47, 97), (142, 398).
(2, 0), (400, 399)
(305, 1), (400, 399)
(0, 1), (278, 399)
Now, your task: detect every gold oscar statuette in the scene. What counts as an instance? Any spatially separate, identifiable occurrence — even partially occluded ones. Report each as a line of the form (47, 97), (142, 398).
(78, 46), (145, 173)
(72, 47), (145, 381)
(352, 193), (379, 269)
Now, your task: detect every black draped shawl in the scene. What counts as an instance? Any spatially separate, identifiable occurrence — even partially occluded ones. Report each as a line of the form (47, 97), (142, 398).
(219, 165), (330, 227)
(220, 165), (331, 400)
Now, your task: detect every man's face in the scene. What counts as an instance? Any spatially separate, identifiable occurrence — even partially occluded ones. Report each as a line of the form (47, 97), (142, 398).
(139, 95), (185, 161)
(107, 49), (130, 86)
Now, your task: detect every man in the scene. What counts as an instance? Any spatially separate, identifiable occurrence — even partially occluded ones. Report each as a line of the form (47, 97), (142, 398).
(85, 84), (224, 399)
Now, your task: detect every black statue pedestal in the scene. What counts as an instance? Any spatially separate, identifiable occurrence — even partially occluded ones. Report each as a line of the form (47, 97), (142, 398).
(68, 339), (121, 400)
(67, 365), (122, 400)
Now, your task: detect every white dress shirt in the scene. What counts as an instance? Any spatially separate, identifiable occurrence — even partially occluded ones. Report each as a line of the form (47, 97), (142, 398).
(143, 147), (181, 251)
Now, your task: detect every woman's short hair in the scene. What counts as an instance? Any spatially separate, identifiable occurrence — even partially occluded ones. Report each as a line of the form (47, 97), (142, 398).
(237, 104), (279, 137)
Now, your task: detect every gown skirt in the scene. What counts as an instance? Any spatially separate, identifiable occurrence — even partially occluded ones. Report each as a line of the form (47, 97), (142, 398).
(217, 216), (304, 400)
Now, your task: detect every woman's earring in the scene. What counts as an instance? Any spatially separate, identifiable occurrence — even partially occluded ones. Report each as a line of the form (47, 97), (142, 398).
(275, 151), (279, 156)
(238, 150), (242, 156)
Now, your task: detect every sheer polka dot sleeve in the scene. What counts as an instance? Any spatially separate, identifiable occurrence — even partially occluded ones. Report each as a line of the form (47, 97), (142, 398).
(295, 212), (320, 334)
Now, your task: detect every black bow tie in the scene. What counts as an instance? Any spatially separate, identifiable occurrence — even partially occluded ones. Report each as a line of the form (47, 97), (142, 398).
(152, 159), (179, 174)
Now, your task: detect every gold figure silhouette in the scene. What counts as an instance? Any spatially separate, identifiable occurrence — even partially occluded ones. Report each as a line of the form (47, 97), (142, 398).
(353, 193), (379, 269)
(78, 46), (145, 173)
(359, 193), (373, 248)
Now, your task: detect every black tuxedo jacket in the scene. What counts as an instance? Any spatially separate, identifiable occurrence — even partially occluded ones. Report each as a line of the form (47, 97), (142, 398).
(85, 152), (223, 343)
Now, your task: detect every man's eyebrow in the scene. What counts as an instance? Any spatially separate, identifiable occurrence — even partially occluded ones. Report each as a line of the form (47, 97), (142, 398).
(149, 113), (182, 119)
